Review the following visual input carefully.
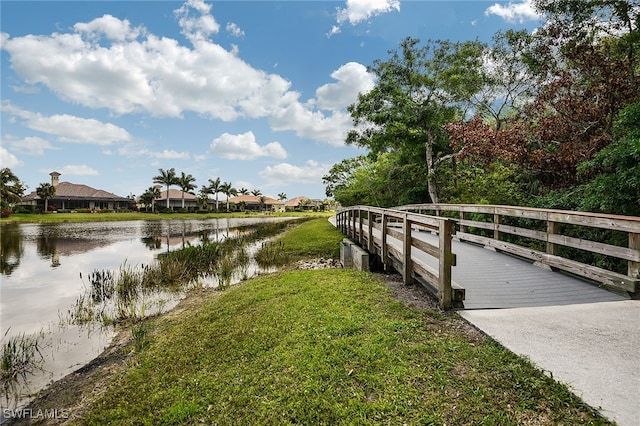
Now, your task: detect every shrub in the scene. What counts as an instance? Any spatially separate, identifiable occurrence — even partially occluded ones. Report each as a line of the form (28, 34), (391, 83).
(1, 209), (12, 218)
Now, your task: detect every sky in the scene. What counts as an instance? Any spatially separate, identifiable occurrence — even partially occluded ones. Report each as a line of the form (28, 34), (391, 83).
(1, 0), (541, 201)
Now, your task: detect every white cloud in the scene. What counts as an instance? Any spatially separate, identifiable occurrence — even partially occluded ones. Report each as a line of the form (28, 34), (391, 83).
(1, 103), (131, 145)
(73, 14), (143, 41)
(260, 160), (329, 185)
(485, 0), (540, 24)
(116, 145), (190, 160)
(329, 0), (400, 35)
(210, 131), (287, 160)
(336, 0), (400, 26)
(152, 149), (191, 160)
(269, 105), (353, 147)
(226, 22), (245, 38)
(10, 136), (57, 155)
(175, 0), (220, 42)
(1, 1), (359, 147)
(59, 164), (99, 176)
(315, 62), (375, 111)
(0, 147), (22, 168)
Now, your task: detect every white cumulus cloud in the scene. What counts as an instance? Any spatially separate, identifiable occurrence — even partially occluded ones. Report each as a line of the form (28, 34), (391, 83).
(210, 131), (287, 160)
(1, 103), (131, 145)
(330, 0), (400, 35)
(315, 62), (375, 111)
(59, 164), (99, 176)
(485, 0), (540, 24)
(260, 160), (329, 185)
(10, 136), (57, 156)
(0, 147), (22, 168)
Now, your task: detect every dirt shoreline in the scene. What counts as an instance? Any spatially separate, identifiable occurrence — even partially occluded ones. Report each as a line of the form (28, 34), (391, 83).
(3, 264), (479, 425)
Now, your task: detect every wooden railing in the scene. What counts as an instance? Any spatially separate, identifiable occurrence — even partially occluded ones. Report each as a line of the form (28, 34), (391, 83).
(336, 206), (462, 309)
(397, 204), (640, 298)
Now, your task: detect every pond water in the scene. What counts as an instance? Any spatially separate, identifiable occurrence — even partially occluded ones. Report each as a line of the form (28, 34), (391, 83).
(0, 217), (292, 409)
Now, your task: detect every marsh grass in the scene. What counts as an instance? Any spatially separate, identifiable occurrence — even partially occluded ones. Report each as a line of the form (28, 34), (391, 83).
(65, 219), (300, 328)
(1, 329), (45, 408)
(85, 269), (609, 425)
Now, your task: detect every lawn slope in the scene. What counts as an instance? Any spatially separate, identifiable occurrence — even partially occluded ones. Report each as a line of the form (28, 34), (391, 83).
(85, 268), (607, 425)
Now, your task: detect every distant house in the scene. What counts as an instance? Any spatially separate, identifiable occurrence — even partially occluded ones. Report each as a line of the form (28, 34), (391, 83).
(21, 172), (134, 211)
(284, 196), (326, 211)
(155, 187), (201, 210)
(228, 195), (284, 212)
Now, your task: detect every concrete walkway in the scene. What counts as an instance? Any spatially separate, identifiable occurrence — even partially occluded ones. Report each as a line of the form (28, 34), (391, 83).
(460, 301), (640, 426)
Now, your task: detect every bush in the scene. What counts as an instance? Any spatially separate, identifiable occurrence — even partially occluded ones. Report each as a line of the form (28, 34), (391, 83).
(1, 209), (12, 218)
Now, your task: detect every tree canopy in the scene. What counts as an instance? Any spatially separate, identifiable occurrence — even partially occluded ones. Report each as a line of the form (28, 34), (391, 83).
(327, 0), (639, 216)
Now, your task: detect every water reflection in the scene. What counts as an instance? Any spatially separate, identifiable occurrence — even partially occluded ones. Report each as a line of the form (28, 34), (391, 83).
(0, 223), (23, 275)
(0, 217), (291, 409)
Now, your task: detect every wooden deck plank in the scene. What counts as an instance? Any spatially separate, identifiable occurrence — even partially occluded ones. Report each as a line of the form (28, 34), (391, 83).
(407, 231), (626, 309)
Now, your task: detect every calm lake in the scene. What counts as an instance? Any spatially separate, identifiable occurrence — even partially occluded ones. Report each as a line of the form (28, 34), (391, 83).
(0, 217), (293, 408)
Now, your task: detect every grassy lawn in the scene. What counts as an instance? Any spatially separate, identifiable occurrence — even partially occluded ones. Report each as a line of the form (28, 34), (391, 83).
(0, 210), (333, 224)
(84, 269), (606, 425)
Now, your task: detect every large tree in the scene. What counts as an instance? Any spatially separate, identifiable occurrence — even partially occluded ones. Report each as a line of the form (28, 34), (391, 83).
(207, 177), (222, 212)
(153, 168), (177, 210)
(140, 186), (161, 212)
(449, 0), (639, 190)
(347, 37), (486, 203)
(36, 182), (56, 212)
(220, 182), (237, 212)
(177, 172), (196, 210)
(0, 168), (25, 208)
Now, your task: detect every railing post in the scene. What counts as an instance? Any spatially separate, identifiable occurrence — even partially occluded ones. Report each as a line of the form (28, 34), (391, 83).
(493, 210), (501, 240)
(629, 231), (640, 299)
(381, 213), (388, 267)
(459, 210), (467, 234)
(358, 208), (364, 246)
(403, 213), (413, 285)
(367, 208), (374, 253)
(439, 219), (454, 310)
(351, 209), (357, 240)
(547, 220), (559, 256)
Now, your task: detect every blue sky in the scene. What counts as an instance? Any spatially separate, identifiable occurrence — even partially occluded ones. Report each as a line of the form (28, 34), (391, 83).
(1, 0), (541, 201)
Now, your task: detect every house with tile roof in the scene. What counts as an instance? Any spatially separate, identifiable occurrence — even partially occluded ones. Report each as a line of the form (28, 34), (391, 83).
(155, 187), (201, 210)
(228, 194), (285, 212)
(284, 195), (326, 211)
(21, 172), (134, 211)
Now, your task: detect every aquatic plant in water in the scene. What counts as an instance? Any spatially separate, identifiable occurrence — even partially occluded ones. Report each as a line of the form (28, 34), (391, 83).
(1, 329), (45, 408)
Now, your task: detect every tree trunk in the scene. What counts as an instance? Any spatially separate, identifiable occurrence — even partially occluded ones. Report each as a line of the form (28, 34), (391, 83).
(425, 135), (440, 204)
(166, 185), (170, 209)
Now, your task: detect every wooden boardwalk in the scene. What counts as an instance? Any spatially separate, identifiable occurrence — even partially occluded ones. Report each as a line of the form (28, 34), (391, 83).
(336, 205), (638, 309)
(411, 231), (627, 309)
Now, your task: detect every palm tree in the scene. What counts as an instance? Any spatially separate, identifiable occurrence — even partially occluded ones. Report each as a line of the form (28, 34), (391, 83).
(197, 187), (210, 211)
(153, 168), (177, 210)
(140, 186), (161, 212)
(177, 172), (197, 210)
(207, 177), (222, 212)
(259, 195), (266, 212)
(220, 182), (237, 212)
(251, 189), (262, 197)
(0, 168), (25, 208)
(277, 193), (287, 202)
(36, 182), (56, 213)
(237, 187), (249, 196)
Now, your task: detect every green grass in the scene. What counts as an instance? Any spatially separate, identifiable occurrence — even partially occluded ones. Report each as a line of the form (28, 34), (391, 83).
(0, 210), (332, 224)
(84, 269), (607, 425)
(255, 217), (343, 266)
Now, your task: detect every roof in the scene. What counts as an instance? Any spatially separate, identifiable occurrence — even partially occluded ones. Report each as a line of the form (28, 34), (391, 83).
(228, 195), (282, 205)
(156, 188), (198, 201)
(284, 196), (310, 207)
(23, 182), (130, 201)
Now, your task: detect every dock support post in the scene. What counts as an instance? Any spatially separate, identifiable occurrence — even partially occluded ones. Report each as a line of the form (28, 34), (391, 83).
(439, 219), (454, 310)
